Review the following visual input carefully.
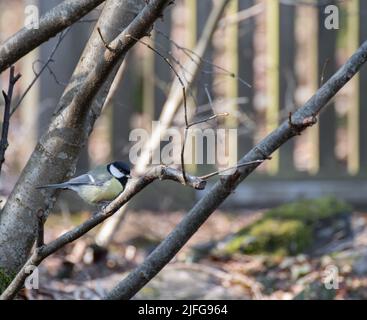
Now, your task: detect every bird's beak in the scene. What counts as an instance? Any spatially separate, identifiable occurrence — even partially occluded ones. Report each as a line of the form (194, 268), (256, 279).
(126, 174), (132, 179)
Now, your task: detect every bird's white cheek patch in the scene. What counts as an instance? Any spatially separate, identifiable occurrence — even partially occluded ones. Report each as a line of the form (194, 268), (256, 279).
(110, 164), (124, 178)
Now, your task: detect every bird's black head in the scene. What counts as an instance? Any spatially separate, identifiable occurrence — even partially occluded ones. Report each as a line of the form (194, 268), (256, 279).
(107, 161), (131, 185)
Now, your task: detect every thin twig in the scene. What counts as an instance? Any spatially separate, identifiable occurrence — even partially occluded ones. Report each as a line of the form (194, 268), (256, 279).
(204, 85), (213, 108)
(97, 27), (116, 52)
(139, 33), (245, 185)
(199, 160), (265, 180)
(155, 28), (251, 88)
(153, 39), (201, 109)
(125, 34), (190, 184)
(187, 112), (229, 128)
(11, 28), (70, 116)
(32, 60), (67, 86)
(0, 66), (21, 175)
(320, 58), (330, 85)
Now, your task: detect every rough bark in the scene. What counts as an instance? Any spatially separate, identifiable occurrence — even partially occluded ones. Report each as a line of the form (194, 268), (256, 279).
(0, 0), (106, 73)
(104, 39), (367, 300)
(0, 0), (171, 275)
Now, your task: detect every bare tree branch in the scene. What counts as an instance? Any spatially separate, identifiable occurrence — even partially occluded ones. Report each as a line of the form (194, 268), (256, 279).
(0, 166), (205, 300)
(0, 66), (21, 175)
(0, 153), (267, 300)
(0, 0), (105, 73)
(104, 38), (367, 300)
(0, 0), (170, 277)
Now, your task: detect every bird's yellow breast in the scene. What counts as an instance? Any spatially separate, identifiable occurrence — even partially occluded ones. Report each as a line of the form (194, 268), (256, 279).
(78, 178), (123, 204)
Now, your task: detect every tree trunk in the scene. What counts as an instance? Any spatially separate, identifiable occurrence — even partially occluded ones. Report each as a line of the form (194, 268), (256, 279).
(0, 0), (145, 276)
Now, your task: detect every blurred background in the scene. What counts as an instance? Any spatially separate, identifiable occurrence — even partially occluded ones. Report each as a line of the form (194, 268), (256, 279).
(1, 0), (367, 210)
(1, 0), (367, 300)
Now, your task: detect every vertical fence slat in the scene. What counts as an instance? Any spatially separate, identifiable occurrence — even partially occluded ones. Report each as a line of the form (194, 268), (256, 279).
(224, 0), (239, 169)
(142, 37), (155, 122)
(304, 6), (320, 175)
(266, 0), (280, 175)
(16, 0), (39, 170)
(317, 0), (338, 175)
(195, 0), (213, 104)
(19, 45), (39, 169)
(238, 0), (255, 158)
(279, 2), (296, 176)
(195, 0), (214, 176)
(186, 0), (197, 49)
(184, 0), (198, 173)
(347, 0), (360, 175)
(112, 52), (139, 161)
(154, 13), (172, 119)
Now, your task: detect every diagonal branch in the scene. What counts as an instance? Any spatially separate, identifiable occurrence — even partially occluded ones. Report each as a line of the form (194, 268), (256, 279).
(104, 38), (367, 300)
(0, 66), (21, 175)
(0, 166), (205, 300)
(0, 0), (105, 73)
(0, 158), (266, 300)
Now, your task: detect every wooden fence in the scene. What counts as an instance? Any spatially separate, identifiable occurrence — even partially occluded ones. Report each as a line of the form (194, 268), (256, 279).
(134, 0), (367, 207)
(2, 0), (367, 209)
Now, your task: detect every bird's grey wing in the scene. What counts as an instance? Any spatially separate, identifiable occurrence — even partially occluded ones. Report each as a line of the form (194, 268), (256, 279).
(66, 173), (104, 186)
(37, 173), (104, 189)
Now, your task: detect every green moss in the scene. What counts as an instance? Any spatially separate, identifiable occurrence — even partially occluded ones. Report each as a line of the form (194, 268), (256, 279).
(264, 196), (351, 224)
(225, 219), (312, 256)
(221, 197), (351, 257)
(0, 268), (14, 294)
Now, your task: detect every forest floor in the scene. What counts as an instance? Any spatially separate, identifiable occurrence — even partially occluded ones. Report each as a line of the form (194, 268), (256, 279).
(21, 209), (367, 300)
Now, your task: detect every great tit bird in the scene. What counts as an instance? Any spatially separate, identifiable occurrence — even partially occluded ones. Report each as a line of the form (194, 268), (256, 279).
(37, 161), (131, 205)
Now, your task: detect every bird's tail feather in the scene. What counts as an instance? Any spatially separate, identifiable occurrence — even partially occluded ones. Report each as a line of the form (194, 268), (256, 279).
(36, 183), (69, 190)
